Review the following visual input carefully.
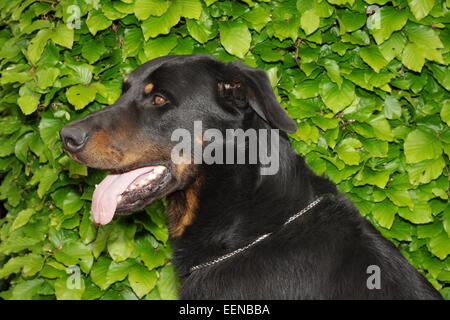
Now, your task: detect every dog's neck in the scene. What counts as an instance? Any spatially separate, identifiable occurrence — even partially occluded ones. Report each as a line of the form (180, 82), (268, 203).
(166, 133), (333, 276)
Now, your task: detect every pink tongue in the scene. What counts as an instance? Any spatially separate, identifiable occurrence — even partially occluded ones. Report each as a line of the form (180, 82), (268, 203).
(91, 167), (155, 225)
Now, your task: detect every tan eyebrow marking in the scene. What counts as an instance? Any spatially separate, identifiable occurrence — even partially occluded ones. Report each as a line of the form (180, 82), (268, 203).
(144, 82), (154, 94)
(123, 75), (129, 83)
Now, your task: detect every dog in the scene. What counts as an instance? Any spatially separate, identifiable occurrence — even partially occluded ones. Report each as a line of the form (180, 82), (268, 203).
(60, 54), (442, 299)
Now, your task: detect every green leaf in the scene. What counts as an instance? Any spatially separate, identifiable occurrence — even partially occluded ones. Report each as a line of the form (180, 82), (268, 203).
(354, 168), (391, 188)
(17, 94), (40, 115)
(379, 32), (407, 61)
(107, 223), (136, 262)
(34, 166), (59, 198)
(54, 241), (93, 274)
(405, 24), (443, 50)
(406, 157), (446, 185)
(157, 265), (179, 300)
(255, 44), (285, 62)
(136, 236), (167, 269)
(300, 9), (320, 35)
(66, 85), (97, 110)
(336, 9), (366, 34)
(81, 39), (105, 64)
(429, 231), (450, 259)
(326, 0), (354, 4)
(0, 236), (41, 255)
(22, 255), (45, 277)
(372, 200), (397, 229)
(55, 274), (85, 300)
(141, 2), (181, 40)
(313, 0), (334, 17)
(90, 256), (112, 289)
(0, 116), (22, 135)
(92, 225), (112, 259)
(81, 278), (103, 300)
(382, 218), (414, 241)
(86, 10), (112, 36)
(367, 115), (393, 141)
(15, 139), (33, 165)
(441, 100), (450, 126)
(398, 203), (433, 224)
(103, 4), (128, 20)
(143, 34), (178, 61)
(1, 69), (33, 85)
(292, 79), (320, 99)
(336, 137), (362, 165)
(312, 116), (340, 130)
(342, 30), (370, 45)
(321, 59), (342, 86)
(384, 95), (402, 120)
(134, 0), (169, 20)
(402, 43), (426, 72)
(242, 4), (271, 31)
(443, 206), (450, 238)
(186, 11), (218, 44)
(66, 64), (93, 85)
(0, 254), (44, 278)
(418, 222), (442, 239)
(18, 136), (34, 163)
(359, 46), (388, 73)
(52, 188), (84, 215)
(11, 209), (36, 231)
(0, 257), (26, 279)
(10, 279), (44, 300)
(107, 259), (136, 285)
(123, 28), (144, 58)
(128, 264), (158, 298)
(79, 208), (97, 244)
(407, 0), (435, 20)
(36, 67), (60, 89)
(291, 121), (318, 143)
(219, 21), (251, 59)
(386, 190), (413, 209)
(68, 159), (88, 177)
(429, 64), (450, 91)
(178, 0), (202, 19)
(319, 79), (355, 113)
(91, 257), (136, 291)
(404, 129), (442, 163)
(170, 37), (195, 55)
(51, 23), (74, 49)
(269, 17), (300, 41)
(22, 20), (53, 34)
(367, 6), (408, 44)
(27, 29), (52, 65)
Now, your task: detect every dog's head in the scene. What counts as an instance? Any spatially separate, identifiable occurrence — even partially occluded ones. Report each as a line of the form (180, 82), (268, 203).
(60, 54), (295, 228)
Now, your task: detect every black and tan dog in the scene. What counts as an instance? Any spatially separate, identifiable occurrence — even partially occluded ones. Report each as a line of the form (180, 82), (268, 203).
(60, 54), (441, 299)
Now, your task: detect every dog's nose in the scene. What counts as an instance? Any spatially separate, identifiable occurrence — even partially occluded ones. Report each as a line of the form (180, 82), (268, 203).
(60, 125), (89, 153)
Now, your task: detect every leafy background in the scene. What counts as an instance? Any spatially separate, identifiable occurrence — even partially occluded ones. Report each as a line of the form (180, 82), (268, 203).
(0, 0), (449, 300)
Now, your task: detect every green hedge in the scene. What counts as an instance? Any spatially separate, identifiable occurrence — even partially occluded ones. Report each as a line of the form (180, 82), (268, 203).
(0, 0), (449, 300)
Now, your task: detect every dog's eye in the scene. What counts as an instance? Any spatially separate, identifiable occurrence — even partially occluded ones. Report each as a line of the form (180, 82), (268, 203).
(152, 95), (167, 105)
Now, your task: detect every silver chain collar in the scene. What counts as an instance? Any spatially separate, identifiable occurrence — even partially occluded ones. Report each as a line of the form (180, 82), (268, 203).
(188, 196), (324, 275)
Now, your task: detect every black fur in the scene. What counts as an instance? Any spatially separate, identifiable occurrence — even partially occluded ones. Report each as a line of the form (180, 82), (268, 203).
(61, 55), (442, 300)
(175, 139), (441, 299)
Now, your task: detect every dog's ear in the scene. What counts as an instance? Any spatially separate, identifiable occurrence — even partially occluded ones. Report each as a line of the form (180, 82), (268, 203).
(218, 61), (297, 133)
